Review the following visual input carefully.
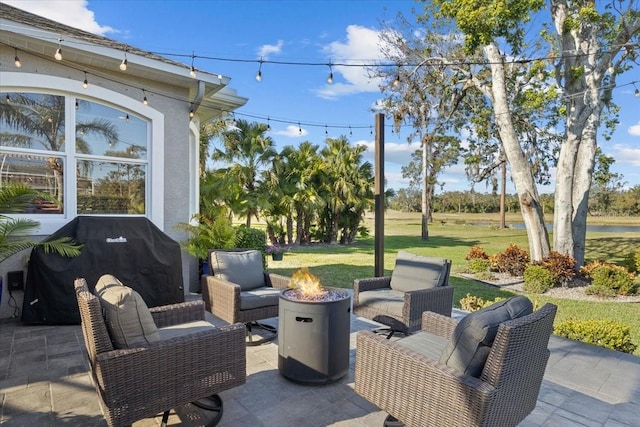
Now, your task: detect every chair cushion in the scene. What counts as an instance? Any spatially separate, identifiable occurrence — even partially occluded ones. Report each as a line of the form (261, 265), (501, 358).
(439, 296), (533, 377)
(356, 288), (404, 316)
(240, 286), (281, 310)
(390, 251), (448, 292)
(210, 250), (265, 291)
(158, 320), (216, 341)
(93, 274), (160, 349)
(395, 331), (450, 362)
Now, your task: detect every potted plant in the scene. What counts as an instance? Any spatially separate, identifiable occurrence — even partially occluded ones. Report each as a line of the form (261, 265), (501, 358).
(266, 244), (290, 261)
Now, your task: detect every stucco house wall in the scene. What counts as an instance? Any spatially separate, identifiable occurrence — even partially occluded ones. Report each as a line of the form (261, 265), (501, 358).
(0, 3), (246, 319)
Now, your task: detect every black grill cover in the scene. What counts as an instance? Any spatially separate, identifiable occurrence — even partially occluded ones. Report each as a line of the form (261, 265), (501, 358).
(22, 216), (184, 324)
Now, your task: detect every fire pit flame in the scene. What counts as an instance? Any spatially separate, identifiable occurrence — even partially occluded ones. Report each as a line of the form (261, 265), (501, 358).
(285, 268), (347, 302)
(289, 268), (324, 297)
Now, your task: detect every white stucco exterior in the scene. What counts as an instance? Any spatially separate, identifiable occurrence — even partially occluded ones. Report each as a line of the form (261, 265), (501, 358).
(0, 4), (247, 319)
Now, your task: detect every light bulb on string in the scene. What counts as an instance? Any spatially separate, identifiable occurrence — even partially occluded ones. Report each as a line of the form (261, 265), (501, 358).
(608, 63), (615, 74)
(125, 114), (130, 122)
(189, 110), (194, 118)
(54, 37), (63, 60)
(370, 126), (373, 136)
(75, 100), (79, 109)
(82, 72), (88, 89)
(142, 89), (148, 105)
(349, 125), (352, 136)
(267, 117), (271, 131)
(190, 52), (196, 78)
(392, 74), (400, 87)
(325, 125), (328, 136)
(327, 64), (333, 84)
(256, 58), (263, 82)
(635, 85), (640, 98)
(14, 48), (21, 68)
(120, 51), (128, 71)
(5, 94), (10, 103)
(298, 122), (302, 135)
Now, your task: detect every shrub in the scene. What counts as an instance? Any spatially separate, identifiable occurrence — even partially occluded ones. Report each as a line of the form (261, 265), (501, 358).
(459, 294), (506, 312)
(492, 243), (530, 276)
(590, 264), (637, 296)
(554, 318), (637, 354)
(636, 248), (640, 273)
(523, 265), (555, 294)
(465, 246), (489, 260)
(584, 284), (617, 298)
(535, 251), (576, 286)
(623, 248), (640, 273)
(235, 226), (267, 266)
(469, 258), (491, 274)
(580, 260), (615, 279)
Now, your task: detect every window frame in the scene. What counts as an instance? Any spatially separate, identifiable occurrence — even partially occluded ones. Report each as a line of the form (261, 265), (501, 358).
(1, 72), (165, 234)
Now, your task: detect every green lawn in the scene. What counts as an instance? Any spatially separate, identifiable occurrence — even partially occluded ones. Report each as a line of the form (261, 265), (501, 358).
(267, 211), (640, 355)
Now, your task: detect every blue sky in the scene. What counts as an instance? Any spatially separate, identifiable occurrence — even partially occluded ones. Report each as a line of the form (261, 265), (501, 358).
(5, 0), (639, 193)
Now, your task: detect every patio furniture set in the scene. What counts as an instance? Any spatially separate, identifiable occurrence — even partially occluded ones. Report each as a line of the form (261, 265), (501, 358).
(74, 249), (556, 427)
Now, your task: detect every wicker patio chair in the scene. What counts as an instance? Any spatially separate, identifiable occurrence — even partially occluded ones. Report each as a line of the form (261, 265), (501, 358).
(355, 297), (557, 427)
(353, 251), (454, 337)
(201, 249), (290, 345)
(74, 277), (246, 427)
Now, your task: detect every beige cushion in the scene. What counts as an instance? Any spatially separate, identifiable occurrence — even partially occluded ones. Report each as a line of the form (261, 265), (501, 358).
(94, 274), (160, 349)
(158, 320), (215, 341)
(210, 250), (265, 291)
(390, 251), (448, 292)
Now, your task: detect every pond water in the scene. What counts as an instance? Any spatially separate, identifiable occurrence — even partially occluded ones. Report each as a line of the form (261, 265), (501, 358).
(472, 222), (640, 233)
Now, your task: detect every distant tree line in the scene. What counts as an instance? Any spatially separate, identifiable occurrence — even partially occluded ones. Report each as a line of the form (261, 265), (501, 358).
(389, 186), (640, 217)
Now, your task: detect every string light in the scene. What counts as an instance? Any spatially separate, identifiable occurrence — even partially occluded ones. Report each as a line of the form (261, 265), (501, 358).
(75, 100), (78, 109)
(298, 122), (302, 135)
(256, 58), (263, 82)
(82, 72), (88, 88)
(392, 74), (400, 87)
(325, 125), (328, 136)
(142, 89), (148, 105)
(189, 109), (194, 118)
(267, 117), (271, 131)
(327, 64), (333, 84)
(119, 50), (128, 71)
(14, 48), (21, 68)
(54, 37), (63, 61)
(5, 94), (10, 103)
(608, 63), (615, 74)
(125, 114), (130, 122)
(635, 83), (640, 98)
(190, 52), (196, 78)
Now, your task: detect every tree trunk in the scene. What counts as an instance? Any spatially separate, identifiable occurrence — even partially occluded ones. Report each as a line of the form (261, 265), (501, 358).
(485, 44), (550, 261)
(286, 214), (294, 245)
(421, 135), (430, 240)
(499, 157), (506, 229)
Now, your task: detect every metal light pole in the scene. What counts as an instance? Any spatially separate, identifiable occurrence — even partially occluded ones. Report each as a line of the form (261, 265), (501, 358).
(374, 113), (385, 277)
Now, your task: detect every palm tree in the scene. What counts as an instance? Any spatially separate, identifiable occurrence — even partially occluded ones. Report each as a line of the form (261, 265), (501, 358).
(0, 184), (82, 264)
(211, 119), (277, 227)
(318, 137), (374, 244)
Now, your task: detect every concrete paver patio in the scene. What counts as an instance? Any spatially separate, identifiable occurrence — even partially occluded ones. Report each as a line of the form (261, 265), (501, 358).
(1, 294), (639, 427)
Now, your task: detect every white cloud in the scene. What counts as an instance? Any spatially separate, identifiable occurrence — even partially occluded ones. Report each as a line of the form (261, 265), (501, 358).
(273, 125), (308, 138)
(358, 138), (420, 166)
(258, 40), (284, 59)
(315, 25), (387, 99)
(612, 144), (640, 167)
(2, 0), (116, 35)
(628, 122), (640, 136)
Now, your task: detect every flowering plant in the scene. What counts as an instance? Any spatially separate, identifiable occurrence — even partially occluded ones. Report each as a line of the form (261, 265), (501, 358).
(266, 245), (290, 255)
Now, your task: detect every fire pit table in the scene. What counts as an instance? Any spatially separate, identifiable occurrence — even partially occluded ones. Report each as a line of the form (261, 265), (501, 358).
(278, 285), (351, 385)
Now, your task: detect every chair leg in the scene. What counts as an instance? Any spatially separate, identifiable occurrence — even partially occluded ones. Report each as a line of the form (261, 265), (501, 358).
(160, 410), (170, 427)
(245, 321), (277, 346)
(193, 394), (224, 426)
(384, 414), (405, 427)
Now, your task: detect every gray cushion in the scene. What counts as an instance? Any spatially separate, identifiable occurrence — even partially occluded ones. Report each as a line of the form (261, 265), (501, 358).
(158, 320), (216, 341)
(390, 251), (448, 292)
(439, 296), (533, 377)
(240, 286), (281, 310)
(210, 250), (265, 291)
(357, 288), (404, 317)
(396, 331), (449, 362)
(93, 274), (160, 349)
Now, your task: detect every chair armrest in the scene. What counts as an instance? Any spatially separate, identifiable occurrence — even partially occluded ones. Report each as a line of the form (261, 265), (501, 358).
(353, 276), (391, 293)
(265, 272), (291, 289)
(150, 300), (205, 328)
(355, 330), (495, 426)
(421, 311), (458, 338)
(202, 275), (241, 324)
(404, 285), (455, 320)
(94, 322), (246, 409)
